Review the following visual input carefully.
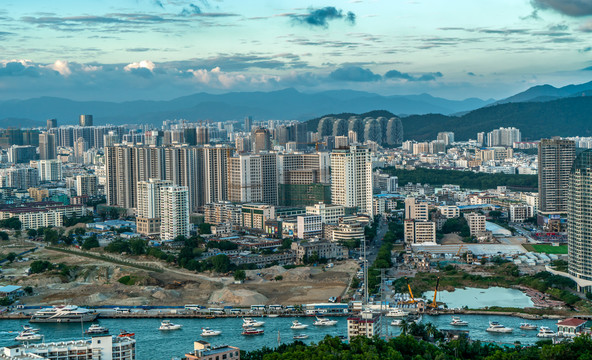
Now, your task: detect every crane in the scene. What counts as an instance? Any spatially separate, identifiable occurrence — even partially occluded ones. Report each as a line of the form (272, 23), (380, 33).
(456, 244), (464, 257)
(430, 277), (440, 308)
(405, 277), (417, 304)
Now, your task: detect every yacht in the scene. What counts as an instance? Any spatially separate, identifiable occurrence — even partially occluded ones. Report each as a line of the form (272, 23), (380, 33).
(450, 317), (468, 326)
(520, 323), (538, 330)
(486, 322), (513, 333)
(15, 330), (43, 341)
(537, 326), (557, 338)
(390, 319), (402, 326)
(386, 308), (408, 318)
(291, 320), (309, 330)
(159, 320), (182, 331)
(242, 327), (264, 335)
(22, 325), (40, 332)
(313, 317), (337, 326)
(85, 324), (109, 335)
(30, 305), (98, 323)
(293, 334), (309, 340)
(242, 318), (265, 327)
(201, 327), (222, 337)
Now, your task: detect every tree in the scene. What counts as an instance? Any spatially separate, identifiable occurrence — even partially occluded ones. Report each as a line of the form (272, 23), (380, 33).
(129, 238), (146, 255)
(234, 269), (246, 281)
(30, 260), (53, 273)
(280, 238), (293, 250)
(6, 252), (16, 263)
(44, 228), (59, 244)
(82, 236), (100, 250)
(198, 223), (212, 235)
(399, 319), (409, 335)
(0, 217), (21, 230)
(14, 230), (21, 239)
(0, 231), (8, 241)
(210, 254), (230, 273)
(27, 229), (37, 237)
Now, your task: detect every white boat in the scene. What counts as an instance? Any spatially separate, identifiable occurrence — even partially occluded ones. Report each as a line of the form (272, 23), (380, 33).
(537, 326), (557, 338)
(267, 314), (280, 318)
(242, 318), (265, 327)
(520, 323), (538, 330)
(386, 308), (408, 318)
(293, 334), (309, 339)
(291, 320), (309, 330)
(22, 325), (40, 332)
(390, 319), (402, 326)
(486, 321), (513, 333)
(85, 324), (109, 335)
(15, 330), (43, 341)
(201, 327), (222, 336)
(30, 305), (98, 323)
(450, 317), (468, 326)
(159, 320), (182, 331)
(413, 315), (422, 325)
(313, 317), (337, 326)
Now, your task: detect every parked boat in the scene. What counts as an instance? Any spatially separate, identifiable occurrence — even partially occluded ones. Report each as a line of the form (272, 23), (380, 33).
(313, 317), (337, 326)
(450, 317), (469, 326)
(22, 325), (39, 332)
(537, 326), (557, 338)
(267, 314), (280, 318)
(242, 318), (265, 328)
(117, 330), (135, 338)
(520, 323), (538, 330)
(242, 327), (264, 336)
(293, 334), (309, 340)
(201, 327), (222, 337)
(486, 322), (513, 333)
(386, 308), (408, 318)
(291, 320), (309, 330)
(390, 319), (402, 326)
(15, 330), (42, 341)
(30, 305), (98, 323)
(85, 324), (109, 335)
(159, 320), (182, 331)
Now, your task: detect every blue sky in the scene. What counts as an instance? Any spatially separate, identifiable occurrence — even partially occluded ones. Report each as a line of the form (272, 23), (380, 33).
(1, 0), (591, 101)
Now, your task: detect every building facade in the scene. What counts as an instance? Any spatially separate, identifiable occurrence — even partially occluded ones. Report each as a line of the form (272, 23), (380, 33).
(330, 146), (373, 217)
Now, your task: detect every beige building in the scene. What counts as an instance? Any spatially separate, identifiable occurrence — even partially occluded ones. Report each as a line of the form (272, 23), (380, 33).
(160, 185), (190, 241)
(347, 311), (381, 340)
(305, 202), (345, 225)
(330, 146), (373, 218)
(404, 219), (436, 244)
(437, 205), (460, 218)
(290, 240), (347, 263)
(405, 197), (429, 221)
(241, 203), (275, 230)
(136, 179), (173, 236)
(76, 174), (98, 197)
(464, 212), (486, 236)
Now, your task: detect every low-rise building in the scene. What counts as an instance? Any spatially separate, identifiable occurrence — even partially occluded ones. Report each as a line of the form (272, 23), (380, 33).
(437, 205), (460, 218)
(184, 341), (240, 360)
(297, 215), (322, 239)
(509, 204), (534, 222)
(464, 212), (486, 236)
(347, 311), (381, 340)
(290, 240), (347, 263)
(330, 219), (365, 243)
(404, 220), (436, 244)
(305, 203), (345, 225)
(241, 203), (275, 231)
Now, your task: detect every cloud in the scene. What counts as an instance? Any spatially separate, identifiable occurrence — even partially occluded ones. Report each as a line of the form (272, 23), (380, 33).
(45, 60), (71, 76)
(289, 7), (356, 28)
(181, 4), (202, 16)
(329, 66), (380, 82)
(531, 0), (592, 16)
(124, 60), (155, 78)
(467, 72), (476, 76)
(0, 60), (40, 77)
(579, 20), (592, 32)
(384, 69), (443, 82)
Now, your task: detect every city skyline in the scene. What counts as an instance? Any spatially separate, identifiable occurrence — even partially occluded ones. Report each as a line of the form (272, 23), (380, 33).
(1, 0), (592, 101)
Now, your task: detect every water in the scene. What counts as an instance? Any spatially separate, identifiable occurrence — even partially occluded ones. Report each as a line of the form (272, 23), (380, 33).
(422, 287), (534, 309)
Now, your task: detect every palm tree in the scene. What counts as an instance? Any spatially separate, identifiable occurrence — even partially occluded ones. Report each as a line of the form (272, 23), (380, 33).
(425, 322), (438, 339)
(399, 319), (409, 335)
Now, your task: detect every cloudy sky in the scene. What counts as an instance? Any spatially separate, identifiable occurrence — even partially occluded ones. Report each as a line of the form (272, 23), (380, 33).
(1, 0), (592, 101)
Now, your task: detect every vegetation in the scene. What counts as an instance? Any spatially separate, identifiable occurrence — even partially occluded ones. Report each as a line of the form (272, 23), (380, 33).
(62, 215), (94, 227)
(0, 297), (13, 306)
(367, 219), (400, 293)
(117, 275), (141, 286)
(440, 217), (470, 238)
(5, 252), (17, 263)
(198, 223), (212, 235)
(551, 259), (568, 272)
(0, 231), (8, 240)
(383, 167), (537, 190)
(234, 269), (246, 281)
(81, 235), (100, 250)
(532, 244), (568, 255)
(206, 240), (238, 251)
(0, 217), (21, 230)
(29, 260), (54, 274)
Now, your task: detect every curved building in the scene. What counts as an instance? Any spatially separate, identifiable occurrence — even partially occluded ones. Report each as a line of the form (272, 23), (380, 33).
(332, 118), (348, 137)
(364, 118), (382, 144)
(386, 117), (403, 145)
(318, 117), (334, 137)
(568, 149), (592, 287)
(348, 117), (364, 143)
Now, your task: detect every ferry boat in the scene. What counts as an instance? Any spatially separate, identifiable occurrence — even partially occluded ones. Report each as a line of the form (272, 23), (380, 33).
(386, 308), (408, 318)
(159, 320), (182, 331)
(537, 326), (557, 338)
(486, 322), (513, 333)
(15, 329), (43, 341)
(390, 319), (402, 326)
(242, 318), (265, 327)
(293, 334), (309, 340)
(242, 327), (264, 336)
(313, 317), (337, 326)
(30, 305), (98, 323)
(201, 328), (222, 337)
(85, 324), (109, 335)
(520, 323), (538, 330)
(450, 317), (468, 326)
(291, 320), (309, 330)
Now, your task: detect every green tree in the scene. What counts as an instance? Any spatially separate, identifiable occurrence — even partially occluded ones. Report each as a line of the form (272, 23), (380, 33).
(234, 269), (246, 281)
(6, 252), (17, 263)
(82, 236), (100, 250)
(210, 254), (230, 273)
(27, 229), (37, 237)
(0, 231), (9, 240)
(198, 223), (212, 235)
(129, 238), (146, 255)
(30, 260), (53, 273)
(44, 228), (59, 244)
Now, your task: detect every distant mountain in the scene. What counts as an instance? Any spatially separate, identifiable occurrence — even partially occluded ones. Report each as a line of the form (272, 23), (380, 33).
(0, 89), (493, 126)
(494, 80), (592, 105)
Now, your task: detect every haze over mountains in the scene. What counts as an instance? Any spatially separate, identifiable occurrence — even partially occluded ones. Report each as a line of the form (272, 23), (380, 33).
(1, 80), (592, 141)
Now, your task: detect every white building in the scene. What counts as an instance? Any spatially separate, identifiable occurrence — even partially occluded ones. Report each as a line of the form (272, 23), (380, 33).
(76, 174), (98, 197)
(305, 203), (345, 225)
(297, 215), (322, 239)
(347, 311), (381, 340)
(136, 179), (172, 236)
(509, 204), (534, 222)
(38, 159), (62, 182)
(404, 220), (436, 244)
(437, 205), (460, 218)
(464, 212), (486, 236)
(160, 185), (190, 240)
(330, 146), (373, 217)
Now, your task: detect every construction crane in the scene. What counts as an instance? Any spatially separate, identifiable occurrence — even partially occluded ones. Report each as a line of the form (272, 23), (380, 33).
(456, 244), (464, 257)
(430, 277), (440, 308)
(397, 277), (417, 305)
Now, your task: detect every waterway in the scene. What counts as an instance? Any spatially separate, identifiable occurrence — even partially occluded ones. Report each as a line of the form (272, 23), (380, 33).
(422, 287), (534, 309)
(0, 314), (561, 359)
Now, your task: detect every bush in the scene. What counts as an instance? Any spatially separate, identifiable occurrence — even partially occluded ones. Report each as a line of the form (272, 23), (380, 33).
(30, 260), (53, 274)
(234, 269), (246, 281)
(117, 275), (139, 285)
(82, 236), (100, 250)
(0, 231), (9, 241)
(275, 275), (283, 281)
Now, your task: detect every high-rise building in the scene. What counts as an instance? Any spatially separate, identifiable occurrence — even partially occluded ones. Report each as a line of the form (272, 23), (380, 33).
(330, 145), (373, 217)
(184, 128), (197, 145)
(437, 132), (455, 145)
(252, 128), (271, 153)
(201, 145), (231, 205)
(0, 167), (39, 190)
(105, 145), (137, 208)
(227, 153), (277, 205)
(73, 137), (88, 164)
(568, 149), (592, 289)
(244, 116), (253, 132)
(164, 146), (200, 212)
(486, 127), (521, 147)
(46, 118), (57, 130)
(196, 127), (209, 145)
(538, 138), (576, 213)
(76, 174), (98, 197)
(8, 145), (37, 163)
(79, 114), (93, 127)
(39, 159), (62, 182)
(405, 197), (429, 221)
(39, 132), (57, 160)
(136, 179), (172, 236)
(160, 185), (190, 240)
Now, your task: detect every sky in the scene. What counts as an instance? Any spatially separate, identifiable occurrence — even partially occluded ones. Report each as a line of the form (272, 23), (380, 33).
(1, 0), (592, 101)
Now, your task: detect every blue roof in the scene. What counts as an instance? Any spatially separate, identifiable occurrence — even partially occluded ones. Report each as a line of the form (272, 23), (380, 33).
(0, 285), (22, 293)
(457, 204), (500, 210)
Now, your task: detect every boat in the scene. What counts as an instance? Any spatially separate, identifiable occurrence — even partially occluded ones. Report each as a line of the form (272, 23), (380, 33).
(450, 317), (468, 326)
(390, 319), (402, 326)
(15, 330), (42, 341)
(22, 325), (40, 332)
(242, 327), (264, 335)
(413, 315), (422, 325)
(267, 314), (280, 318)
(293, 334), (309, 340)
(85, 324), (109, 335)
(291, 320), (309, 330)
(159, 320), (182, 331)
(242, 318), (265, 327)
(386, 308), (408, 317)
(520, 323), (538, 330)
(30, 305), (98, 323)
(117, 330), (135, 338)
(313, 317), (338, 326)
(537, 326), (557, 338)
(486, 322), (513, 333)
(201, 327), (222, 336)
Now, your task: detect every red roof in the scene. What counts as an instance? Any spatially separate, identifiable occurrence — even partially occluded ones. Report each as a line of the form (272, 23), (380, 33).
(557, 318), (586, 327)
